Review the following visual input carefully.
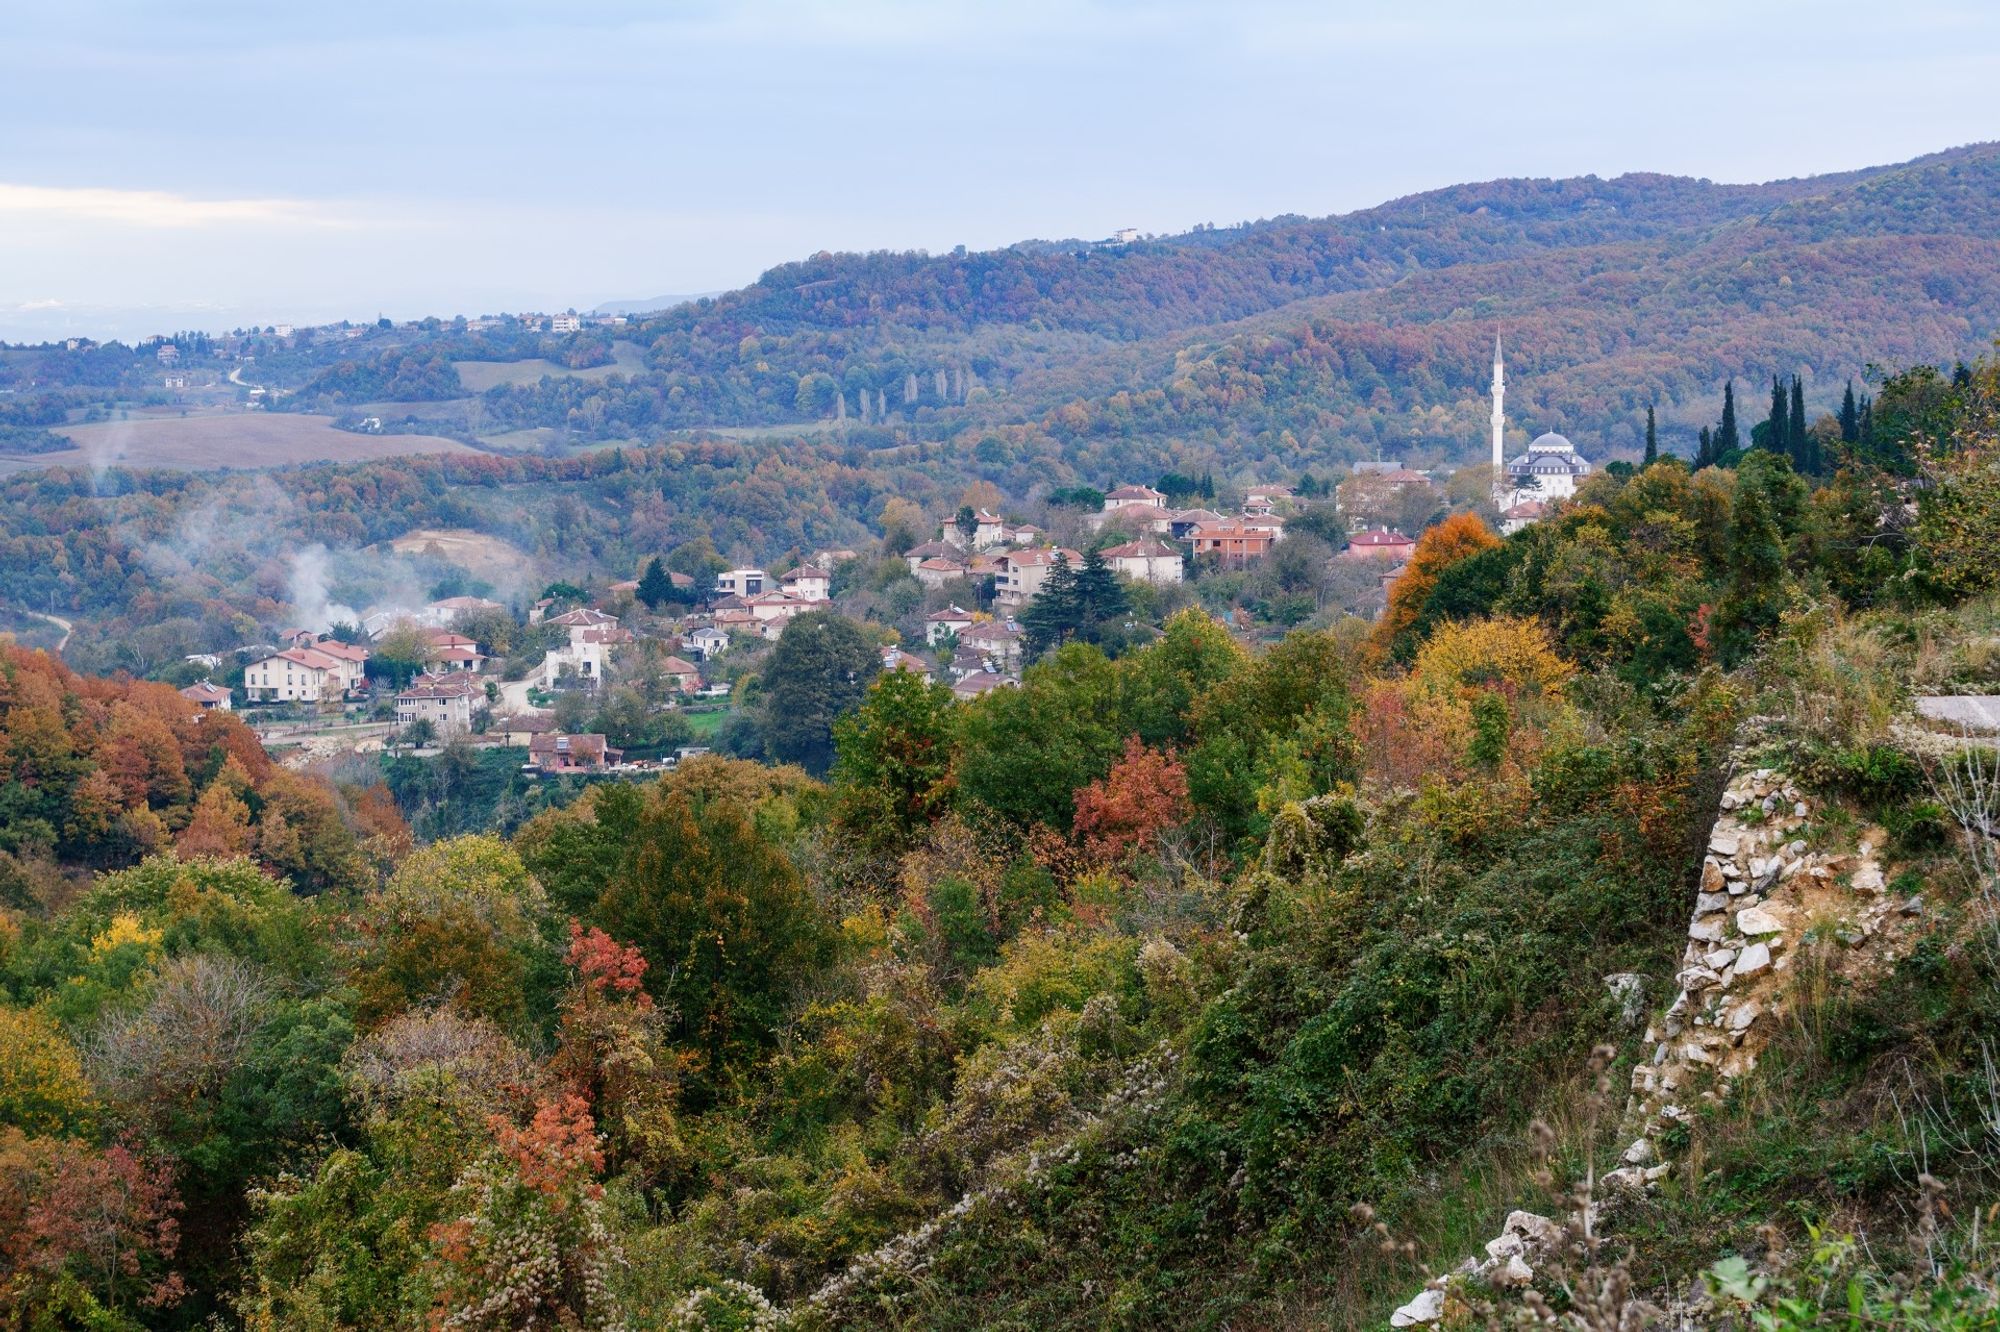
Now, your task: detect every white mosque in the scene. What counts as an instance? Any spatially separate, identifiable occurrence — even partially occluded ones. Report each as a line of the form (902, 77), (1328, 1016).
(1489, 335), (1591, 524)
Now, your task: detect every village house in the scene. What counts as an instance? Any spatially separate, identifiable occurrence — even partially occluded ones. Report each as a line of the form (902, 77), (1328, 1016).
(1101, 538), (1185, 586)
(745, 591), (815, 634)
(395, 672), (480, 737)
(881, 646), (934, 681)
(959, 618), (1024, 667)
(548, 608), (620, 639)
(952, 670), (1016, 700)
(940, 509), (1007, 551)
(1102, 484), (1168, 511)
(779, 566), (831, 602)
(540, 625), (631, 689)
(1340, 528), (1418, 563)
(1087, 502), (1174, 536)
(714, 568), (767, 598)
(949, 645), (991, 679)
(490, 712), (557, 747)
(682, 625), (730, 660)
(529, 732), (622, 771)
(902, 540), (962, 574)
(1501, 499), (1548, 536)
(1165, 507), (1224, 540)
(924, 605), (976, 646)
(660, 655), (702, 694)
(1243, 484), (1295, 515)
(993, 547), (1083, 609)
(810, 548), (858, 569)
(913, 556), (970, 591)
(1185, 518), (1275, 568)
(308, 638), (372, 693)
(179, 681), (233, 712)
(429, 595), (506, 626)
(243, 646), (344, 703)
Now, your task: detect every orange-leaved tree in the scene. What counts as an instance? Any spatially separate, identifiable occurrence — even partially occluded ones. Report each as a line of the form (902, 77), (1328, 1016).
(1367, 511), (1501, 663)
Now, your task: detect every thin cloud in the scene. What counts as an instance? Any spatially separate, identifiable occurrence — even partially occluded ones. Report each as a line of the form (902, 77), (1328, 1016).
(0, 183), (347, 229)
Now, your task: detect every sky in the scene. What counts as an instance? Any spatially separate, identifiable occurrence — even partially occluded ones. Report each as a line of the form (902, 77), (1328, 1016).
(2, 0), (1997, 343)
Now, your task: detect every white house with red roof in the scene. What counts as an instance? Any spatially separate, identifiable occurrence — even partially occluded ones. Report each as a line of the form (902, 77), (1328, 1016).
(1101, 538), (1185, 586)
(881, 646), (934, 681)
(243, 647), (346, 703)
(924, 605), (976, 646)
(779, 566), (831, 602)
(994, 547), (1083, 609)
(395, 672), (480, 736)
(1102, 484), (1167, 510)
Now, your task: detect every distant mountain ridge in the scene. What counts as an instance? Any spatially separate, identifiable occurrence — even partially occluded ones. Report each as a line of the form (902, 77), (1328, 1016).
(145, 142), (2000, 477)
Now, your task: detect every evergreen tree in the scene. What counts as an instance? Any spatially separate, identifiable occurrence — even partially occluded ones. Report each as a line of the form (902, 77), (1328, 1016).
(1074, 547), (1129, 629)
(1716, 380), (1741, 456)
(1200, 472), (1215, 499)
(1762, 376), (1788, 455)
(1021, 554), (1080, 659)
(1840, 381), (1859, 443)
(1643, 405), (1658, 468)
(636, 557), (674, 611)
(954, 504), (979, 546)
(1694, 425), (1715, 471)
(1789, 377), (1809, 473)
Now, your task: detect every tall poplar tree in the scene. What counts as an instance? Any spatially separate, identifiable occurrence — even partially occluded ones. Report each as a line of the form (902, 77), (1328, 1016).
(1643, 405), (1658, 467)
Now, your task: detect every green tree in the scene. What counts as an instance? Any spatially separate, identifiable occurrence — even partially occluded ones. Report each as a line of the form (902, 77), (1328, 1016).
(1074, 546), (1129, 632)
(1790, 376), (1811, 473)
(596, 789), (831, 1085)
(1643, 404), (1658, 467)
(759, 610), (879, 775)
(1840, 380), (1860, 443)
(1716, 379), (1741, 457)
(636, 556), (674, 611)
(830, 669), (961, 852)
(1021, 553), (1081, 659)
(957, 642), (1124, 830)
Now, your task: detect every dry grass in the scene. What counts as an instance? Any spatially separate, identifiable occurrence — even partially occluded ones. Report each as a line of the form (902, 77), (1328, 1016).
(388, 528), (532, 581)
(11, 412), (474, 474)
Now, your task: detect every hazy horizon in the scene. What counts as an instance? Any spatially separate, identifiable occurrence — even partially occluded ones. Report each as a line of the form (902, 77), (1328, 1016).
(5, 0), (1998, 343)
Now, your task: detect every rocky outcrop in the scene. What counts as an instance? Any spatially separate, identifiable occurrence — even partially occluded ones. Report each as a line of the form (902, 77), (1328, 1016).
(1390, 759), (1920, 1326)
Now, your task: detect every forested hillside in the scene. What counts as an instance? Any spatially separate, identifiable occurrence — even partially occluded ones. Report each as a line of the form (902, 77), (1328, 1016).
(1, 354), (1996, 1328)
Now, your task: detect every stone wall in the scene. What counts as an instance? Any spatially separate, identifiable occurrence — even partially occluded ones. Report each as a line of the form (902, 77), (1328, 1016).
(1391, 759), (1920, 1328)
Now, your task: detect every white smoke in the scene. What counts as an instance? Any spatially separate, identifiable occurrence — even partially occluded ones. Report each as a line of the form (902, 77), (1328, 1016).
(287, 544), (361, 633)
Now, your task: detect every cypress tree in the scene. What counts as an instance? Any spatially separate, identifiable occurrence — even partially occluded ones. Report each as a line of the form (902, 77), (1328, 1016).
(1695, 426), (1714, 471)
(1839, 381), (1858, 443)
(1643, 405), (1658, 467)
(1763, 376), (1788, 455)
(1789, 377), (1809, 472)
(1717, 380), (1740, 456)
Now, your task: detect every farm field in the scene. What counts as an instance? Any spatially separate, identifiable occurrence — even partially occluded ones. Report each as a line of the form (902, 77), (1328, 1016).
(9, 412), (475, 474)
(452, 339), (648, 392)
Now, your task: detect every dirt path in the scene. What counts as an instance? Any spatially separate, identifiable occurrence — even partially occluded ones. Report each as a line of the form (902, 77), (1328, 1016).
(16, 608), (72, 653)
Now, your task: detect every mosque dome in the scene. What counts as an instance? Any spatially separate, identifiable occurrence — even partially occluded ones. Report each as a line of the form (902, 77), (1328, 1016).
(1528, 431), (1574, 453)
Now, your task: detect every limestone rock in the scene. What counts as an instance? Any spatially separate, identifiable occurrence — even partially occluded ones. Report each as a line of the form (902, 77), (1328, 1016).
(1734, 942), (1772, 977)
(1735, 904), (1788, 937)
(1695, 891), (1730, 915)
(1391, 1288), (1445, 1327)
(1689, 916), (1727, 943)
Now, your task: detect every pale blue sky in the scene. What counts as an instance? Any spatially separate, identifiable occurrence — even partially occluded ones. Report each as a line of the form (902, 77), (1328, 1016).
(3, 0), (1996, 341)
